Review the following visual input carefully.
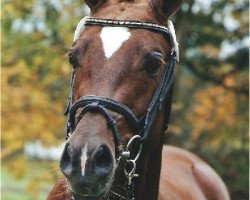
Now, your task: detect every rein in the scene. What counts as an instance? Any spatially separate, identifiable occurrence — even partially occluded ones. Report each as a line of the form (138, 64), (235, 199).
(64, 17), (177, 200)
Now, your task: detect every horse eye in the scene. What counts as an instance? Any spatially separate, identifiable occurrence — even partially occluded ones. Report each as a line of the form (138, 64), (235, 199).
(69, 52), (79, 69)
(143, 53), (163, 76)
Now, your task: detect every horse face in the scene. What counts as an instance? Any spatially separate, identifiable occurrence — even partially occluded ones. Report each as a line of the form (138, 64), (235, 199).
(60, 3), (175, 198)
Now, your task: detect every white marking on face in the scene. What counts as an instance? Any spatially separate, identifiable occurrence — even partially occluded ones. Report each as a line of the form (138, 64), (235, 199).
(100, 27), (131, 59)
(81, 144), (88, 176)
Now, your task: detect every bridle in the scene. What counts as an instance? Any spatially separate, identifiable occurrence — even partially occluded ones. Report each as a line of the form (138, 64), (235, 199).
(64, 17), (178, 200)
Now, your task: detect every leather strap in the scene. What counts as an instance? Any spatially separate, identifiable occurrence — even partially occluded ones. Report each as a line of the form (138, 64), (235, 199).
(64, 18), (177, 158)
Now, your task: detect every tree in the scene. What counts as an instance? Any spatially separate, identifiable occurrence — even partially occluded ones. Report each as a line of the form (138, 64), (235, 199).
(167, 0), (249, 199)
(2, 0), (248, 199)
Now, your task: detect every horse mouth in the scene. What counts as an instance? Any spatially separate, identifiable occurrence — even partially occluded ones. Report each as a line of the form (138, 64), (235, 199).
(64, 165), (114, 198)
(68, 181), (106, 197)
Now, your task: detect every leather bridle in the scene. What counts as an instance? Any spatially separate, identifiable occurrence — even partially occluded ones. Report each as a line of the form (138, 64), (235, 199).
(64, 17), (177, 200)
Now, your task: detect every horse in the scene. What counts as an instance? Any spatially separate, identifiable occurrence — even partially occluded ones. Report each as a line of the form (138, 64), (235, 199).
(47, 0), (230, 199)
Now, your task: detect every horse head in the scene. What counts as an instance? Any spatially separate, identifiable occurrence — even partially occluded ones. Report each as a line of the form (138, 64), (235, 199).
(60, 0), (182, 198)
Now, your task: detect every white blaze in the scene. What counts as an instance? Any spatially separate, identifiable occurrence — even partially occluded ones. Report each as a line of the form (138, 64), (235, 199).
(100, 27), (131, 59)
(81, 144), (88, 176)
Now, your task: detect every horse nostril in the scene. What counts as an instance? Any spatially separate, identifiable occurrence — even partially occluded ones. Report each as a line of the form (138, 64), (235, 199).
(94, 145), (113, 177)
(60, 143), (72, 177)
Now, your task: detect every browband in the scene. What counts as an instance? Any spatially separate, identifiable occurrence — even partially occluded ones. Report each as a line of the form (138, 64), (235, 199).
(73, 17), (179, 61)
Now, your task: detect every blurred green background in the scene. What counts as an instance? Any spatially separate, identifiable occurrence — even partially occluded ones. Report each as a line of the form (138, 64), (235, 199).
(1, 0), (249, 199)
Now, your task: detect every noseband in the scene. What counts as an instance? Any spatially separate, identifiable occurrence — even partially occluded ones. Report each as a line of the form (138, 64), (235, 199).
(64, 17), (177, 200)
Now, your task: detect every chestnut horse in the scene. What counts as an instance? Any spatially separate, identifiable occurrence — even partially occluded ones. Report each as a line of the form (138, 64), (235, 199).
(47, 0), (230, 199)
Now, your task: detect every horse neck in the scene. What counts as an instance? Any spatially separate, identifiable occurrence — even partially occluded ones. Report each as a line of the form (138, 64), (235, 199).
(135, 89), (173, 199)
(135, 125), (165, 199)
(112, 93), (172, 200)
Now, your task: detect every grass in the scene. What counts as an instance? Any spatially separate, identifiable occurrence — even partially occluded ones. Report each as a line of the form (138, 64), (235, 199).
(1, 160), (62, 200)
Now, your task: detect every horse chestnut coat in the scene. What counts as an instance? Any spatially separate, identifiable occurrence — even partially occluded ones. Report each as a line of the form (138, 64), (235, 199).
(47, 0), (230, 199)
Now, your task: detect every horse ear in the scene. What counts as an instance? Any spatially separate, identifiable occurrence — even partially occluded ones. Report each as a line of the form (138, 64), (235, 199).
(150, 0), (183, 20)
(85, 0), (106, 12)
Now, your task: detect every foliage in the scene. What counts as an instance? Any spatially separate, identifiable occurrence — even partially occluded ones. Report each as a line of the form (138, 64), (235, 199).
(2, 0), (82, 165)
(1, 160), (60, 200)
(1, 0), (80, 192)
(167, 0), (249, 199)
(1, 0), (249, 199)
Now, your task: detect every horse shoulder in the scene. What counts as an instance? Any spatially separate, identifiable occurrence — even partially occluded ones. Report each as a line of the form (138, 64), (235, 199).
(47, 178), (71, 200)
(159, 145), (230, 200)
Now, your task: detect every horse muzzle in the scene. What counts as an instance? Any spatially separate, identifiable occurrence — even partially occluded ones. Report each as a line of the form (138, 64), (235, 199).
(60, 139), (114, 196)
